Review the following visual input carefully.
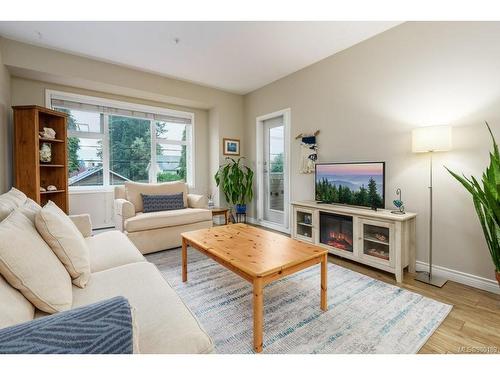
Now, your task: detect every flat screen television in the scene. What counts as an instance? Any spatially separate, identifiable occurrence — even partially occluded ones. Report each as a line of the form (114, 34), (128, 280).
(315, 162), (385, 209)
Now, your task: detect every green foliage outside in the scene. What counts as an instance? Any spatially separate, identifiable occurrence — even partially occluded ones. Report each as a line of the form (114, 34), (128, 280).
(446, 122), (500, 273)
(62, 108), (187, 184)
(315, 176), (383, 208)
(270, 152), (284, 173)
(57, 108), (80, 175)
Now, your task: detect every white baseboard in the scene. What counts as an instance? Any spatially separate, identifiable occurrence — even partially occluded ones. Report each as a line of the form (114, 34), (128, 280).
(246, 216), (258, 225)
(416, 261), (499, 295)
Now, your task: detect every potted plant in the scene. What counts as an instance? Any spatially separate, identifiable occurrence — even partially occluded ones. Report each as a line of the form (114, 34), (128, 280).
(214, 157), (254, 215)
(446, 122), (500, 286)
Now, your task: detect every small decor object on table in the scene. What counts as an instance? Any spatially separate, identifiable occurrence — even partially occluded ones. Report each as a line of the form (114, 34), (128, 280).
(207, 193), (215, 208)
(296, 130), (319, 174)
(39, 127), (56, 140)
(391, 188), (406, 215)
(39, 143), (52, 163)
(223, 138), (240, 156)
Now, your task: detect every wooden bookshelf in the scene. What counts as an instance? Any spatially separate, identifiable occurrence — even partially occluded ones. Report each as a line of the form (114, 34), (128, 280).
(13, 105), (69, 213)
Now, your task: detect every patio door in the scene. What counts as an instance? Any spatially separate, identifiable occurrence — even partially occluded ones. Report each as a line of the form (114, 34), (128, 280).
(256, 109), (290, 233)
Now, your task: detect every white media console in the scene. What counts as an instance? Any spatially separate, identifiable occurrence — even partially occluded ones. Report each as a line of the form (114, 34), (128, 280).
(291, 200), (417, 282)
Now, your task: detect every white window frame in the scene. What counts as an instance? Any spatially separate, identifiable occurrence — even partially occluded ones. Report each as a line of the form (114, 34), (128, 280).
(45, 90), (195, 191)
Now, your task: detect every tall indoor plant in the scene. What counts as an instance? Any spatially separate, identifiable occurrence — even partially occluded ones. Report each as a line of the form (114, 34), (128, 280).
(446, 122), (500, 285)
(215, 157), (254, 214)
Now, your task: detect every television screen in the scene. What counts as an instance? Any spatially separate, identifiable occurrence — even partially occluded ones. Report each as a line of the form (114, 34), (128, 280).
(315, 162), (385, 209)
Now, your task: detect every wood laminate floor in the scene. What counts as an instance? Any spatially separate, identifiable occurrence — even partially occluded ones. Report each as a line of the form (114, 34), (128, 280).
(328, 254), (500, 354)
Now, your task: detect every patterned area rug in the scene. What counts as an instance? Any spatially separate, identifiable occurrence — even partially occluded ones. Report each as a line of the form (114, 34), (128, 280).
(147, 248), (452, 354)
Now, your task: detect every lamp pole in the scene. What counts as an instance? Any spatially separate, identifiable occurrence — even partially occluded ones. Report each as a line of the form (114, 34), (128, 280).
(415, 150), (447, 287)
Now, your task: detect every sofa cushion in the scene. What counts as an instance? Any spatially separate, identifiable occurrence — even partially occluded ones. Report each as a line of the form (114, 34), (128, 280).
(86, 231), (145, 273)
(35, 201), (91, 288)
(0, 275), (35, 329)
(0, 187), (27, 221)
(0, 211), (72, 313)
(142, 192), (185, 213)
(125, 181), (188, 213)
(72, 262), (213, 354)
(124, 208), (212, 233)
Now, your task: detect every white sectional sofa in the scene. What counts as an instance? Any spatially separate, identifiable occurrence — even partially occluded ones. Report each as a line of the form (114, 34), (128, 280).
(114, 181), (213, 254)
(0, 189), (214, 354)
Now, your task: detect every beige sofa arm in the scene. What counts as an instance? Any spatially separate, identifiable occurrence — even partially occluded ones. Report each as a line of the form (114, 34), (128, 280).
(187, 194), (208, 209)
(69, 214), (93, 238)
(114, 199), (135, 232)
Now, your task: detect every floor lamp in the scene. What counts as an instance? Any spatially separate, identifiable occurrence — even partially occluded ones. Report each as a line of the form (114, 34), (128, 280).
(412, 125), (452, 287)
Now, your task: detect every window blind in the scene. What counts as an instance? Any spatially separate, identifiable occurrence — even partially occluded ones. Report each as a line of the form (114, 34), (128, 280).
(51, 98), (192, 124)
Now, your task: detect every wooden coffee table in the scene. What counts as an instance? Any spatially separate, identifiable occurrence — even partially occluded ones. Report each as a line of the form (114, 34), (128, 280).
(181, 224), (328, 353)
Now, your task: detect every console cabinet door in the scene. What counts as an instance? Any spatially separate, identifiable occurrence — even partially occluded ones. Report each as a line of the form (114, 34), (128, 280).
(358, 218), (395, 267)
(293, 206), (315, 243)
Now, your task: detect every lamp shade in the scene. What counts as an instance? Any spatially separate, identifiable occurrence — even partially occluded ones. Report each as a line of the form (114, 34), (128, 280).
(412, 125), (452, 153)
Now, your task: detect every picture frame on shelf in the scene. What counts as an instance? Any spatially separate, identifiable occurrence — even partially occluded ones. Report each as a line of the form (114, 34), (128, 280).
(223, 138), (240, 156)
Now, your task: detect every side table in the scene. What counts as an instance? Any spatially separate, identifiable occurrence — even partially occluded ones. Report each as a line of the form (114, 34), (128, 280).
(210, 207), (230, 225)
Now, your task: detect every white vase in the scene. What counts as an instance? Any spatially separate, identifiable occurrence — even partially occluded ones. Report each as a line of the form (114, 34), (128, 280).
(39, 143), (52, 163)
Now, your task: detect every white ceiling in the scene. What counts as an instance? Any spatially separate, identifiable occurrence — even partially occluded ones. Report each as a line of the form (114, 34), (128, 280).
(0, 21), (401, 94)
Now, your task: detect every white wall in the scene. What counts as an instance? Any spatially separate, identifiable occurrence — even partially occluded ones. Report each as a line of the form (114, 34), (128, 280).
(244, 21), (500, 283)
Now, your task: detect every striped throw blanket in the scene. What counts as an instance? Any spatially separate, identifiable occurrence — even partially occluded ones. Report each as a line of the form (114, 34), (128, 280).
(0, 296), (135, 354)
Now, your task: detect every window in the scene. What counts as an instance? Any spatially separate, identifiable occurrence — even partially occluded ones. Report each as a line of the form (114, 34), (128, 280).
(49, 91), (194, 189)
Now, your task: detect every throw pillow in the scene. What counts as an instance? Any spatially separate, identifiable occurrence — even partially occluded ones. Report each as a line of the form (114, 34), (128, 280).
(35, 201), (91, 288)
(125, 181), (187, 212)
(0, 274), (35, 329)
(0, 187), (27, 221)
(0, 296), (139, 354)
(141, 193), (185, 213)
(0, 210), (72, 313)
(18, 198), (42, 223)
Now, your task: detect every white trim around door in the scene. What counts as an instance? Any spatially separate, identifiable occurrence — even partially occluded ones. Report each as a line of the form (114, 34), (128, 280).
(256, 108), (291, 234)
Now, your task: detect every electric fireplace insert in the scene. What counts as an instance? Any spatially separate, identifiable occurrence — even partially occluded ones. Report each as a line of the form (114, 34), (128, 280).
(319, 211), (353, 252)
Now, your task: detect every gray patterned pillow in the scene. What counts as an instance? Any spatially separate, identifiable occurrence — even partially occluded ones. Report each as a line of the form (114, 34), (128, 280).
(141, 193), (185, 213)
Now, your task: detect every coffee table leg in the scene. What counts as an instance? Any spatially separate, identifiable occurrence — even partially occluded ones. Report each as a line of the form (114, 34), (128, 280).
(253, 277), (263, 353)
(182, 237), (188, 282)
(321, 253), (328, 311)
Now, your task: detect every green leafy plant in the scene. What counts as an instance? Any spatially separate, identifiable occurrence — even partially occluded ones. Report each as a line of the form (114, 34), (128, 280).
(214, 157), (254, 208)
(445, 122), (500, 278)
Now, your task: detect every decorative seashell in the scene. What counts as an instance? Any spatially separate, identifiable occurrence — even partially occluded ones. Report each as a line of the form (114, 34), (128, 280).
(40, 186), (46, 192)
(39, 127), (56, 139)
(47, 185), (57, 191)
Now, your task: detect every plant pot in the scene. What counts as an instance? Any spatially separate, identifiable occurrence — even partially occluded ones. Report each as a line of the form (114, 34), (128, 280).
(496, 271), (500, 286)
(235, 204), (247, 214)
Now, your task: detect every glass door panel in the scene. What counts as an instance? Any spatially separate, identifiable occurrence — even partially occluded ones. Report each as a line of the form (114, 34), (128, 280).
(361, 222), (391, 262)
(263, 116), (284, 224)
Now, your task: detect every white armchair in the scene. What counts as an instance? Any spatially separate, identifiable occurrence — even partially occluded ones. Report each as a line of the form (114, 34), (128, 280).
(113, 182), (212, 254)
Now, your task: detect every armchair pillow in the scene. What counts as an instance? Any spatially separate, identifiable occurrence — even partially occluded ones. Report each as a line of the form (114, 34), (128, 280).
(125, 181), (187, 212)
(35, 201), (91, 288)
(0, 296), (139, 354)
(141, 192), (185, 213)
(0, 210), (72, 313)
